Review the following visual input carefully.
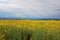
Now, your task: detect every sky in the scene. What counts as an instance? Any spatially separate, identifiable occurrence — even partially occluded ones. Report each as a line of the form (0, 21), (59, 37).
(0, 0), (60, 19)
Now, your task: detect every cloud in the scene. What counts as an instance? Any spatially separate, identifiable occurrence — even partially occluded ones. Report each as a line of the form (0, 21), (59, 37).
(0, 0), (60, 18)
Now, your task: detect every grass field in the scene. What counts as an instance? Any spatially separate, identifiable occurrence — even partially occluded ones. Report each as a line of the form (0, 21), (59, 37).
(0, 20), (60, 40)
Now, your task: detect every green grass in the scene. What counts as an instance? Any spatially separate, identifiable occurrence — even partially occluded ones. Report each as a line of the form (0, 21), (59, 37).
(0, 25), (32, 40)
(0, 25), (60, 40)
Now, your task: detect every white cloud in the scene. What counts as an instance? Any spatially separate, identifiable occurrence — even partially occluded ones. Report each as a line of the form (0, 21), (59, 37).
(0, 0), (60, 18)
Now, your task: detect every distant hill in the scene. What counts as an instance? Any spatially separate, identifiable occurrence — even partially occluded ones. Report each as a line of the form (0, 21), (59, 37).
(0, 17), (60, 20)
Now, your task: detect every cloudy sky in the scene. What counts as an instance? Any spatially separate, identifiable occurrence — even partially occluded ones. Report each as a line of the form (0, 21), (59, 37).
(0, 0), (60, 19)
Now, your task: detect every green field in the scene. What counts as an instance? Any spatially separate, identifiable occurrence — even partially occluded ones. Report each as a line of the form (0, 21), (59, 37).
(0, 20), (60, 40)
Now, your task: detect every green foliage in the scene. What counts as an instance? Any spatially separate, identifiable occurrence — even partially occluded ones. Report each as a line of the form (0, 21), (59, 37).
(0, 24), (60, 40)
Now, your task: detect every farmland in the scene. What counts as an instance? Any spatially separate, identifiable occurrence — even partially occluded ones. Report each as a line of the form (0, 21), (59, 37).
(0, 20), (60, 40)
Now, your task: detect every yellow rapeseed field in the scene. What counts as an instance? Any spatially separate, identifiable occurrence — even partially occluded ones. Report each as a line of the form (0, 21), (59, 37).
(0, 20), (60, 29)
(0, 20), (60, 40)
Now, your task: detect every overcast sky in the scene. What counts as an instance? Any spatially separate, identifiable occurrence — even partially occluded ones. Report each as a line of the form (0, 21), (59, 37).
(0, 0), (60, 19)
